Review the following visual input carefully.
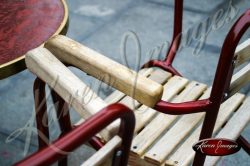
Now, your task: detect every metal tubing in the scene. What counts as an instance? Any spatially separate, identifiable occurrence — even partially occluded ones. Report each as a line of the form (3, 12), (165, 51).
(33, 78), (50, 149)
(154, 99), (211, 115)
(193, 9), (250, 166)
(237, 135), (250, 155)
(51, 90), (72, 134)
(14, 103), (135, 166)
(51, 90), (72, 166)
(142, 0), (183, 76)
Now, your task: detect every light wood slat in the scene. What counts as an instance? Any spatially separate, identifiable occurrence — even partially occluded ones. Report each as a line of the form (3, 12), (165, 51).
(133, 69), (173, 133)
(131, 76), (189, 154)
(147, 68), (172, 85)
(26, 48), (115, 141)
(45, 35), (163, 108)
(105, 91), (125, 105)
(106, 70), (173, 138)
(81, 136), (122, 166)
(229, 63), (250, 97)
(204, 96), (250, 166)
(235, 38), (250, 67)
(166, 93), (245, 166)
(143, 82), (207, 165)
(97, 69), (172, 140)
(131, 80), (204, 160)
(105, 68), (154, 104)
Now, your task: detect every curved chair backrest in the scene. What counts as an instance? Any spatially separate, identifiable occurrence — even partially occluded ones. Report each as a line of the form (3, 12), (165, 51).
(14, 104), (135, 166)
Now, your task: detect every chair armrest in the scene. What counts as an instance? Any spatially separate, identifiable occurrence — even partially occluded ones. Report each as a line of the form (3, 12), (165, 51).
(25, 47), (106, 118)
(14, 103), (135, 166)
(44, 35), (163, 108)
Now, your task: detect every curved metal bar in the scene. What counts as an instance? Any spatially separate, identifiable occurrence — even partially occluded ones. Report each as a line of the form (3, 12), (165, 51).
(141, 60), (182, 76)
(154, 99), (211, 115)
(14, 103), (135, 166)
(193, 9), (250, 166)
(142, 0), (183, 76)
(210, 9), (250, 104)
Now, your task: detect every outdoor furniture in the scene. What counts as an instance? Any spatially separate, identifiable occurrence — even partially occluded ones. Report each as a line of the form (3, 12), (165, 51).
(14, 0), (250, 166)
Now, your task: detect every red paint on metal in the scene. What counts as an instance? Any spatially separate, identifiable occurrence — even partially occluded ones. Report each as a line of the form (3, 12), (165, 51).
(237, 135), (250, 155)
(33, 78), (50, 149)
(14, 104), (135, 166)
(142, 0), (183, 76)
(154, 99), (211, 115)
(193, 9), (250, 166)
(0, 0), (65, 65)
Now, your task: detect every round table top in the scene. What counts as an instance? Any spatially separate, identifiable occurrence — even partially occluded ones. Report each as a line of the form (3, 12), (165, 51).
(0, 0), (68, 79)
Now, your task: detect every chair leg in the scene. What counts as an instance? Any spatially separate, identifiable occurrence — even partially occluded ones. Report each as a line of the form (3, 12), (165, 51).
(237, 135), (250, 155)
(51, 90), (72, 166)
(51, 90), (72, 134)
(193, 107), (220, 166)
(33, 78), (50, 149)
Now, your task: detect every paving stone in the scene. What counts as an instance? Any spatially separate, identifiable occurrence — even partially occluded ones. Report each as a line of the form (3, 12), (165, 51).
(67, 0), (133, 41)
(201, 0), (250, 53)
(0, 133), (37, 165)
(144, 0), (226, 13)
(80, 1), (205, 72)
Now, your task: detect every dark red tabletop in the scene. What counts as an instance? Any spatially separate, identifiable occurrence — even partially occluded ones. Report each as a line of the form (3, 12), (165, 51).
(0, 0), (68, 79)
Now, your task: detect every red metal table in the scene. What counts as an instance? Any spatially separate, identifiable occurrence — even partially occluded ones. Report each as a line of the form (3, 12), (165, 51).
(0, 0), (68, 79)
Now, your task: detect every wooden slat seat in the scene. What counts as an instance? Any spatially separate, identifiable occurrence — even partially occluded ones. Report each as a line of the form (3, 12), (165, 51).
(105, 68), (249, 166)
(25, 35), (249, 165)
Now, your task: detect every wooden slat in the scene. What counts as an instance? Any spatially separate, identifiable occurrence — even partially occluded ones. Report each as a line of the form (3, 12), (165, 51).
(131, 80), (205, 162)
(235, 38), (250, 67)
(133, 75), (189, 135)
(133, 69), (173, 133)
(166, 93), (245, 166)
(205, 96), (250, 166)
(229, 63), (250, 97)
(81, 136), (122, 166)
(104, 69), (173, 137)
(45, 35), (163, 107)
(143, 82), (207, 165)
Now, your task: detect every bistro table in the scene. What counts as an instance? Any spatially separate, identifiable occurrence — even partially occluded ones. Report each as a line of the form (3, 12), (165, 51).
(0, 0), (68, 79)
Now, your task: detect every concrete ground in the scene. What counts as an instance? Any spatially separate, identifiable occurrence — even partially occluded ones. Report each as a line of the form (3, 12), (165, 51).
(0, 0), (249, 165)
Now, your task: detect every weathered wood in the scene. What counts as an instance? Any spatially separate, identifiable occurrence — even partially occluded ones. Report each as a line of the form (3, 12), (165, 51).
(204, 96), (250, 166)
(105, 68), (154, 104)
(104, 69), (172, 140)
(229, 63), (250, 97)
(81, 136), (122, 166)
(26, 47), (114, 141)
(143, 82), (207, 165)
(235, 38), (250, 67)
(45, 35), (163, 107)
(131, 77), (190, 159)
(166, 93), (245, 166)
(133, 69), (172, 133)
(130, 81), (206, 166)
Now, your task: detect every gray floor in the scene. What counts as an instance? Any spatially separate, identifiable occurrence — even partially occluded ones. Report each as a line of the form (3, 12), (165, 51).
(0, 0), (249, 165)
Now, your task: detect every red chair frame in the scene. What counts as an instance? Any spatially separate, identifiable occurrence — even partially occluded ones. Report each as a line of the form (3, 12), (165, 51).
(14, 102), (135, 166)
(21, 1), (250, 165)
(142, 1), (250, 165)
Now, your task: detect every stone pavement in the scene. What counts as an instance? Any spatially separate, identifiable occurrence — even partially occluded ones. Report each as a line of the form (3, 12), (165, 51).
(0, 0), (249, 165)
